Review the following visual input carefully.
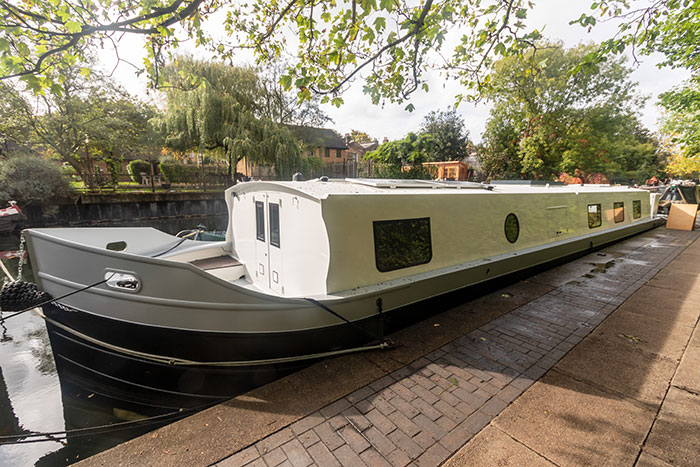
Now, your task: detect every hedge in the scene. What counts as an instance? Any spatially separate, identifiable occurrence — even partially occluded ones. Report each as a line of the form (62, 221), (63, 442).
(127, 160), (152, 183)
(159, 162), (202, 183)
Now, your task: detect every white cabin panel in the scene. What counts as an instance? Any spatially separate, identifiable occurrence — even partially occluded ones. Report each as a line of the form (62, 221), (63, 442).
(231, 188), (330, 296)
(321, 190), (652, 294)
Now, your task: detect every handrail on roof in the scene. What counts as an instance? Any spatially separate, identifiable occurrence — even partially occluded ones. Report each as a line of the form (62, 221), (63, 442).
(346, 178), (491, 190)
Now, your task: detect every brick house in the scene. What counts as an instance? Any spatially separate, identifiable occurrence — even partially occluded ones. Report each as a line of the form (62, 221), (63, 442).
(287, 125), (350, 162)
(344, 135), (379, 162)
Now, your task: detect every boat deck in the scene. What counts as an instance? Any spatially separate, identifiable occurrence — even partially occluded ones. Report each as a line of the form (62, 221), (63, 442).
(189, 255), (241, 271)
(76, 224), (700, 467)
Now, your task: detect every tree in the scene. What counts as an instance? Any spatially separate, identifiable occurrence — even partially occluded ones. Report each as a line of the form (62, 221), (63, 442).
(158, 57), (302, 181)
(350, 130), (374, 144)
(0, 154), (71, 213)
(0, 83), (33, 157)
(257, 63), (332, 127)
(572, 1), (700, 74)
(659, 79), (700, 169)
(420, 109), (469, 161)
(3, 63), (157, 185)
(365, 132), (436, 178)
(479, 43), (658, 182)
(1, 0), (696, 109)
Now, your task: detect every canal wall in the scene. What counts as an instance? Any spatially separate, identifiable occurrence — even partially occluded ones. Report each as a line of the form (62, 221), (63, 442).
(22, 191), (228, 235)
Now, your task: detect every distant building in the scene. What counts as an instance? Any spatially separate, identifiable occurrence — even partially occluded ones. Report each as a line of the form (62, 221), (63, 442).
(344, 134), (379, 162)
(287, 125), (350, 162)
(422, 161), (473, 181)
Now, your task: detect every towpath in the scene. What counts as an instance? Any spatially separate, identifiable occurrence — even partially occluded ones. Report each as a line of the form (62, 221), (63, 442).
(78, 225), (700, 466)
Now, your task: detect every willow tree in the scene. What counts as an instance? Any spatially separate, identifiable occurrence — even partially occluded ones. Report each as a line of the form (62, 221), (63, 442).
(159, 58), (301, 181)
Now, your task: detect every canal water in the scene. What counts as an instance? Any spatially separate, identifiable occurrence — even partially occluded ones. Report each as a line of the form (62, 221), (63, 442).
(0, 222), (226, 466)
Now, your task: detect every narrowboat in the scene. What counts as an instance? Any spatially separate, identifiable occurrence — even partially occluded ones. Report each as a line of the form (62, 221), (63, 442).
(22, 179), (662, 404)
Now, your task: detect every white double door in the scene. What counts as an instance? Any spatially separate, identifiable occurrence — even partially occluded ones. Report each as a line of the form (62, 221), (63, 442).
(254, 193), (283, 294)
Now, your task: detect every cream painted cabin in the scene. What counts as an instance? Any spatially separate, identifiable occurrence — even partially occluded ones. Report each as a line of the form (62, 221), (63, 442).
(227, 179), (658, 297)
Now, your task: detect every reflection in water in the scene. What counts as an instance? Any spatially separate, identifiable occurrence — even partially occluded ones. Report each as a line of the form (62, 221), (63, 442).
(24, 328), (56, 377)
(0, 367), (24, 437)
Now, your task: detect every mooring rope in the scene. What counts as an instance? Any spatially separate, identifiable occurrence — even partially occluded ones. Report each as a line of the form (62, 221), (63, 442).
(0, 275), (113, 324)
(0, 401), (214, 446)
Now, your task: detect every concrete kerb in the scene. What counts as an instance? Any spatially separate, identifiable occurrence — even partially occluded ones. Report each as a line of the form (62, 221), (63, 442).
(77, 226), (699, 467)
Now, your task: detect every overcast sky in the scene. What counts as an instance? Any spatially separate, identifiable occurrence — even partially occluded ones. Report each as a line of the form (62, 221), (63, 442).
(102, 0), (690, 143)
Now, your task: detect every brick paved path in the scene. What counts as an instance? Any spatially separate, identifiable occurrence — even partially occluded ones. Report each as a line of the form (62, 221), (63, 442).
(218, 228), (699, 467)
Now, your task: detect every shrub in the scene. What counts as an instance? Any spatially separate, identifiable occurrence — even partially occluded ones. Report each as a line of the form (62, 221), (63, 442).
(159, 161), (200, 183)
(104, 158), (122, 186)
(0, 155), (71, 210)
(298, 156), (324, 179)
(127, 159), (152, 183)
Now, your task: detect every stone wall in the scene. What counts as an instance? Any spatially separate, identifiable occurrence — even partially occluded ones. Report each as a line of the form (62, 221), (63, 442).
(22, 192), (228, 235)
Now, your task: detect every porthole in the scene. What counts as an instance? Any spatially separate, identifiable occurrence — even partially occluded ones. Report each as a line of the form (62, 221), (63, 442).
(504, 213), (520, 243)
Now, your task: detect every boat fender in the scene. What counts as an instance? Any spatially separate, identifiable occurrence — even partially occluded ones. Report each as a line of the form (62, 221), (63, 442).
(0, 280), (52, 312)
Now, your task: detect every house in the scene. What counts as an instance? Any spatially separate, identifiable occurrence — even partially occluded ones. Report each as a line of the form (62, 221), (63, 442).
(287, 125), (350, 162)
(236, 125), (356, 180)
(344, 134), (379, 162)
(422, 160), (473, 181)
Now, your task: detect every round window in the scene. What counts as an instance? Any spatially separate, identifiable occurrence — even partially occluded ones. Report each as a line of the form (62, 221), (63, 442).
(504, 213), (519, 243)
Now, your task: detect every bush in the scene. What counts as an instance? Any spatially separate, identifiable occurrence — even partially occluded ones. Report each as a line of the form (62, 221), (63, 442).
(159, 161), (200, 183)
(104, 158), (122, 186)
(298, 156), (324, 179)
(0, 155), (71, 209)
(127, 159), (152, 183)
(60, 163), (79, 181)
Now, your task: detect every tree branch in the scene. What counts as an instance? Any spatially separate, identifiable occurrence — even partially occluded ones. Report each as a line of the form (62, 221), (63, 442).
(322, 0), (434, 95)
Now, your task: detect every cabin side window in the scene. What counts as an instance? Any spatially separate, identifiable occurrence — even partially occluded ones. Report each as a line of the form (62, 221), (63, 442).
(504, 213), (520, 243)
(614, 202), (625, 223)
(269, 203), (280, 248)
(588, 204), (602, 228)
(633, 200), (641, 219)
(255, 201), (265, 241)
(373, 218), (432, 272)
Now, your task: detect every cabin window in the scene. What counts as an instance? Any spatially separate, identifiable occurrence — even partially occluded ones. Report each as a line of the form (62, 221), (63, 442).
(614, 202), (625, 223)
(373, 217), (432, 272)
(633, 200), (641, 219)
(269, 203), (280, 248)
(336, 149), (342, 158)
(504, 213), (520, 243)
(325, 148), (331, 158)
(255, 201), (265, 241)
(588, 204), (602, 228)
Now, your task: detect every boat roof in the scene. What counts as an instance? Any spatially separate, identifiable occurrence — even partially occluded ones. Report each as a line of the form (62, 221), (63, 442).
(229, 178), (645, 201)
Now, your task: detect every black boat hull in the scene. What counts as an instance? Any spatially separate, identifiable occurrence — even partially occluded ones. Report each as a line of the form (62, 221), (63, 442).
(43, 303), (384, 407)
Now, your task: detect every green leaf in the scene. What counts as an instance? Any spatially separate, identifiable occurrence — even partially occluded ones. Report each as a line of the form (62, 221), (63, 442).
(379, 0), (394, 12)
(65, 21), (82, 34)
(374, 17), (386, 32)
(405, 103), (415, 112)
(279, 74), (292, 90)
